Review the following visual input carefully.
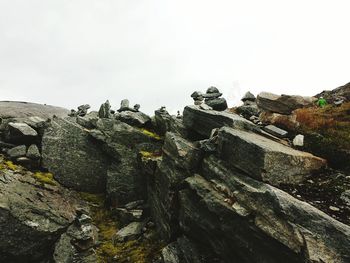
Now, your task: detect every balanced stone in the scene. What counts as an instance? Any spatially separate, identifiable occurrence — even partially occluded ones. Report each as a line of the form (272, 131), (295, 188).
(134, 104), (140, 112)
(98, 100), (111, 119)
(77, 104), (90, 117)
(241, 91), (256, 102)
(118, 99), (131, 112)
(203, 86), (223, 99)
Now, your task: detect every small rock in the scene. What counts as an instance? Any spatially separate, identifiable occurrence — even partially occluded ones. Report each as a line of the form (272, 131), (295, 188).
(26, 144), (41, 160)
(77, 104), (90, 117)
(125, 200), (144, 210)
(241, 91), (256, 102)
(205, 97), (228, 111)
(7, 145), (27, 158)
(293, 134), (304, 147)
(340, 190), (350, 206)
(199, 104), (213, 111)
(263, 125), (288, 138)
(78, 214), (93, 225)
(16, 157), (32, 166)
(329, 206), (340, 212)
(114, 222), (144, 243)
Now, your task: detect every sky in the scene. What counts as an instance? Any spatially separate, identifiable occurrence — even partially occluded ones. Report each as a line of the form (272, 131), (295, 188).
(0, 0), (349, 114)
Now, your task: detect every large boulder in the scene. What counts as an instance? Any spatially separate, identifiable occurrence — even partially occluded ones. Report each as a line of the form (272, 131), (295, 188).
(42, 117), (110, 193)
(217, 127), (326, 186)
(179, 156), (350, 263)
(183, 105), (258, 138)
(0, 156), (82, 262)
(257, 92), (316, 114)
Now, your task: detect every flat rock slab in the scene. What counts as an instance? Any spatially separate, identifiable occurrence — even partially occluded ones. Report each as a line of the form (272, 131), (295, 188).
(8, 122), (38, 137)
(0, 101), (69, 119)
(183, 105), (258, 138)
(42, 117), (109, 192)
(263, 125), (288, 138)
(217, 127), (326, 185)
(257, 92), (316, 115)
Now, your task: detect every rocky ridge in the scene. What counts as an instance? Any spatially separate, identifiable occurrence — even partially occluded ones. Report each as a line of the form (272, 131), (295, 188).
(0, 85), (349, 262)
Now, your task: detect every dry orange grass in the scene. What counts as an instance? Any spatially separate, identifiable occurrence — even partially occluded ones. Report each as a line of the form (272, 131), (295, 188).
(295, 102), (350, 149)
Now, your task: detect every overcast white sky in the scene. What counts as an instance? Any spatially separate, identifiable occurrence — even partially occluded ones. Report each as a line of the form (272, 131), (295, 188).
(0, 0), (349, 114)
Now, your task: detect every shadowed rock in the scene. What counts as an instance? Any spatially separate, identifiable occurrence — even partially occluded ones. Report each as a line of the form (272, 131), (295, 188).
(183, 105), (258, 138)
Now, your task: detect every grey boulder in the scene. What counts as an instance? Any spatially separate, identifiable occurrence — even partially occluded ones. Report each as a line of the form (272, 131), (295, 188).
(7, 145), (27, 158)
(41, 117), (109, 193)
(217, 127), (326, 186)
(26, 144), (41, 160)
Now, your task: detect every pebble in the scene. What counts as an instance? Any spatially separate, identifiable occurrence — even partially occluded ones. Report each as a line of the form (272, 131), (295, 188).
(329, 206), (340, 212)
(296, 195), (301, 198)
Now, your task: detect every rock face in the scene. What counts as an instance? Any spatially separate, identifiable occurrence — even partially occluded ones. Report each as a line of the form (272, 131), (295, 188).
(217, 127), (326, 186)
(316, 82), (350, 103)
(0, 157), (81, 262)
(42, 117), (110, 192)
(88, 118), (162, 204)
(0, 101), (69, 119)
(257, 92), (316, 114)
(154, 108), (187, 137)
(183, 105), (258, 138)
(195, 156), (350, 263)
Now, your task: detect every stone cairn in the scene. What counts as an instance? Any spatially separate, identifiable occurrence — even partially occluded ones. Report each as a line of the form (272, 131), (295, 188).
(191, 86), (228, 111)
(117, 99), (140, 113)
(98, 100), (111, 118)
(68, 104), (91, 117)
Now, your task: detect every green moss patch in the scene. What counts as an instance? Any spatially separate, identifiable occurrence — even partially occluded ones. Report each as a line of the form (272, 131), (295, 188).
(31, 172), (58, 186)
(140, 128), (162, 141)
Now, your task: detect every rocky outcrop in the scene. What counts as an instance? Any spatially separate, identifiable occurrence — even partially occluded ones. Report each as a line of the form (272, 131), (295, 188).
(0, 101), (69, 119)
(195, 156), (350, 263)
(217, 127), (326, 186)
(316, 82), (350, 103)
(257, 92), (316, 114)
(183, 105), (258, 138)
(42, 117), (110, 193)
(0, 157), (83, 262)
